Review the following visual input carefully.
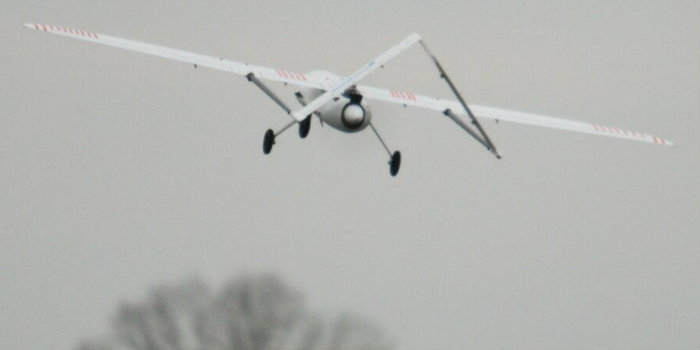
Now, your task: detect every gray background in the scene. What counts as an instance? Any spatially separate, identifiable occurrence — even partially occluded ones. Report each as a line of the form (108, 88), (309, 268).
(2, 1), (698, 349)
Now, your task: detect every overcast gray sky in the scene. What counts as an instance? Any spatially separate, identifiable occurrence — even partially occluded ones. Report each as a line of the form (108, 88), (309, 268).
(2, 1), (698, 349)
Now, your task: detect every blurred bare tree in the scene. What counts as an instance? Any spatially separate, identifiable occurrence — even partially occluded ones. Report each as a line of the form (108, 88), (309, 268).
(77, 274), (393, 350)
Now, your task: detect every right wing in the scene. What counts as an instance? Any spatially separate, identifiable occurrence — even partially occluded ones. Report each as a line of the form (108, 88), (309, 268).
(357, 84), (674, 146)
(24, 23), (325, 89)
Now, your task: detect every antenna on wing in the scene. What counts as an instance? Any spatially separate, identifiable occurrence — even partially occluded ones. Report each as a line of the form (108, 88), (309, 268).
(419, 40), (501, 159)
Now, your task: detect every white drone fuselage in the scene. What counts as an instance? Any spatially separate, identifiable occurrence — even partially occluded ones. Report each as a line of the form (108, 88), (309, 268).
(300, 71), (372, 133)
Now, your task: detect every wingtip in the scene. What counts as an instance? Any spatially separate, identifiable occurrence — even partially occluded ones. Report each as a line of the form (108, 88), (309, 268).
(24, 23), (37, 29)
(653, 136), (674, 147)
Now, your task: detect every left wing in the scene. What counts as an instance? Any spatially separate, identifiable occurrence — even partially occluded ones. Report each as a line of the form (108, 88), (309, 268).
(24, 23), (325, 89)
(357, 84), (674, 146)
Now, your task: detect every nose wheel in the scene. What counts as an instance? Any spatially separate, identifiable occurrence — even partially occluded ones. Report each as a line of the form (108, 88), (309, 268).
(389, 151), (401, 176)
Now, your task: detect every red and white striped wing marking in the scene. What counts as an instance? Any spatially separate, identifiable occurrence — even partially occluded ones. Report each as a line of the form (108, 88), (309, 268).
(390, 90), (417, 101)
(31, 23), (98, 39)
(276, 69), (307, 81)
(592, 124), (671, 145)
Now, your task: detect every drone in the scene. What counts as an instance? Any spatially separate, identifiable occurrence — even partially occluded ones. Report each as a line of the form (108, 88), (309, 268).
(25, 23), (673, 176)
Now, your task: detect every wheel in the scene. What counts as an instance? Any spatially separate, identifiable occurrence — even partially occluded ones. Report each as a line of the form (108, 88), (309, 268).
(299, 115), (311, 138)
(389, 151), (401, 176)
(263, 129), (275, 154)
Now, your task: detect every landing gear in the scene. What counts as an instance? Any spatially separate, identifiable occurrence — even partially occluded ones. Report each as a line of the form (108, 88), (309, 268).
(299, 115), (311, 138)
(263, 129), (275, 154)
(262, 119), (298, 154)
(248, 72), (300, 155)
(263, 117), (311, 154)
(369, 122), (402, 177)
(389, 151), (401, 176)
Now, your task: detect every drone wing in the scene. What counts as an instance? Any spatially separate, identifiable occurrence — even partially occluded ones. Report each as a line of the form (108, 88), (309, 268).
(26, 23), (672, 146)
(24, 23), (325, 89)
(357, 85), (674, 146)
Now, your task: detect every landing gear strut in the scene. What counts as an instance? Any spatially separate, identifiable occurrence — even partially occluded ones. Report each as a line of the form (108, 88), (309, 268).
(248, 72), (303, 155)
(369, 122), (401, 177)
